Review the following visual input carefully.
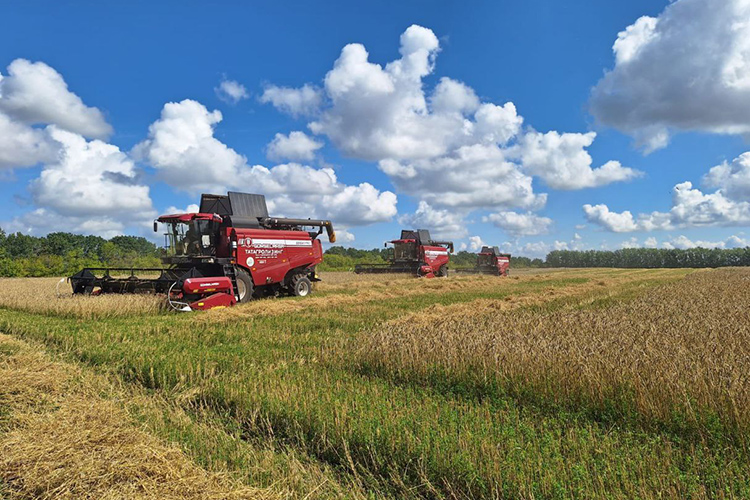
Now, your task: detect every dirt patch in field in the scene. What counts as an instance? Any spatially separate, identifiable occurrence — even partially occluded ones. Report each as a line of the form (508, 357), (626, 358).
(0, 334), (270, 500)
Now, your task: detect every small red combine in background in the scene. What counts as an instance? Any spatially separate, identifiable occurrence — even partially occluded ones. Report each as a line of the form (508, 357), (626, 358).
(68, 192), (336, 311)
(456, 246), (511, 276)
(354, 229), (453, 278)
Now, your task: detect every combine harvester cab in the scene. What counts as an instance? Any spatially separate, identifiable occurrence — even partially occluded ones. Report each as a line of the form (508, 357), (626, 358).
(69, 192), (336, 310)
(456, 246), (511, 276)
(354, 229), (453, 278)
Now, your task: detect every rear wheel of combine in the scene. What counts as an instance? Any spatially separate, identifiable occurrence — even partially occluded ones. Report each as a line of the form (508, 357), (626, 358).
(291, 274), (312, 297)
(235, 268), (254, 303)
(437, 265), (449, 278)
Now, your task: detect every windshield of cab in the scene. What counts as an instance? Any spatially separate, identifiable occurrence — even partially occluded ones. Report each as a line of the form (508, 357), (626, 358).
(477, 253), (493, 267)
(164, 220), (215, 256)
(393, 241), (417, 261)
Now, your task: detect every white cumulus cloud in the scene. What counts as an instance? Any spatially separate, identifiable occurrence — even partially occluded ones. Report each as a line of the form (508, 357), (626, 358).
(590, 0), (750, 151)
(0, 112), (59, 169)
(266, 131), (323, 162)
(215, 78), (249, 104)
(468, 235), (485, 251)
(5, 127), (156, 238)
(260, 83), (323, 118)
(0, 59), (111, 139)
(483, 211), (553, 237)
(515, 131), (641, 189)
(703, 152), (750, 201)
(259, 25), (631, 238)
(134, 99), (396, 228)
(584, 181), (750, 232)
(398, 201), (468, 239)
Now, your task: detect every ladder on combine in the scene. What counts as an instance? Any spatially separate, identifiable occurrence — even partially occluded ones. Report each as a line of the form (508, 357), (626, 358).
(223, 264), (240, 301)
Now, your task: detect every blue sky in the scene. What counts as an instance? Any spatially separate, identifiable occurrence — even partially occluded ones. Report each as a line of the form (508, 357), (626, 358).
(2, 0), (750, 256)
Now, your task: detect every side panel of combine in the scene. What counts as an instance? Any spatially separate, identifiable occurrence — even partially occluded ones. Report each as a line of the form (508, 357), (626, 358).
(422, 245), (450, 272)
(235, 228), (322, 285)
(496, 255), (510, 275)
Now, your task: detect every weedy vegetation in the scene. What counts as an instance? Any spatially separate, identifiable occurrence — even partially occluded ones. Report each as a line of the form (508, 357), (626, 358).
(1, 268), (749, 499)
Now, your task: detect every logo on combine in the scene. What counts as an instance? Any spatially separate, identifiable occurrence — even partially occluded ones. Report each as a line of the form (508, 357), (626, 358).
(199, 282), (221, 287)
(425, 250), (449, 256)
(246, 256), (255, 267)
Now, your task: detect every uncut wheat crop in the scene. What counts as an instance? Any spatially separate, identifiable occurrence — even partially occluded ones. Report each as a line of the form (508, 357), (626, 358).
(0, 277), (164, 319)
(354, 268), (750, 442)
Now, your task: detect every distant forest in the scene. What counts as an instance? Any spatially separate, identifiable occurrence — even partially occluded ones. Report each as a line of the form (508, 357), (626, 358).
(0, 229), (161, 277)
(0, 229), (749, 277)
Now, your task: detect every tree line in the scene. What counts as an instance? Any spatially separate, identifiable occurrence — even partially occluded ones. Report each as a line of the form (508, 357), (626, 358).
(2, 228), (749, 277)
(546, 248), (750, 268)
(0, 229), (161, 277)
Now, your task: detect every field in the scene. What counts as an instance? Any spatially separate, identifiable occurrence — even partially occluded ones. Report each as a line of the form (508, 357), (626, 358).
(1, 268), (749, 499)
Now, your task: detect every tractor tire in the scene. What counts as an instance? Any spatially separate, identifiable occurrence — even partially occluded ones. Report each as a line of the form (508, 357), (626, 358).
(437, 265), (449, 278)
(291, 274), (312, 297)
(234, 268), (254, 303)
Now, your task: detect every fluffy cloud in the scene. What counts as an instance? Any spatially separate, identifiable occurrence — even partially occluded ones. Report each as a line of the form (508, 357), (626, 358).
(664, 235), (749, 250)
(584, 181), (750, 232)
(164, 203), (199, 215)
(703, 152), (750, 201)
(0, 58), (115, 170)
(515, 131), (641, 189)
(134, 99), (397, 227)
(133, 99), (248, 193)
(430, 77), (479, 115)
(32, 127), (154, 219)
(380, 144), (545, 210)
(582, 204), (639, 232)
(3, 208), (128, 239)
(266, 131), (323, 161)
(468, 235), (485, 251)
(590, 0), (750, 151)
(260, 25), (630, 238)
(4, 127), (156, 237)
(259, 83), (323, 117)
(0, 59), (111, 139)
(484, 211), (553, 237)
(0, 112), (58, 169)
(267, 180), (397, 226)
(613, 234), (750, 250)
(215, 78), (249, 104)
(398, 201), (468, 239)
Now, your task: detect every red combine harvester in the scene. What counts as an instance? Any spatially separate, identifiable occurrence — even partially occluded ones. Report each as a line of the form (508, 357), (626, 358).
(354, 229), (453, 278)
(68, 192), (336, 311)
(456, 246), (511, 276)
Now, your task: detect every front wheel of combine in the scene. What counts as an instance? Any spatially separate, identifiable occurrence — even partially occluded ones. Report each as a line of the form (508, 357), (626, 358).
(291, 275), (312, 297)
(234, 268), (254, 303)
(437, 265), (449, 278)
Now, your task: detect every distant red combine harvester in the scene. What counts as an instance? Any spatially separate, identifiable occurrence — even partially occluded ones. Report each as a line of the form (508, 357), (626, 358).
(68, 192), (336, 311)
(456, 246), (511, 276)
(354, 229), (453, 278)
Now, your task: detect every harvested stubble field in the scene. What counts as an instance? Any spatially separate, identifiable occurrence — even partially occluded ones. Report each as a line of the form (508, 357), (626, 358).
(1, 267), (749, 499)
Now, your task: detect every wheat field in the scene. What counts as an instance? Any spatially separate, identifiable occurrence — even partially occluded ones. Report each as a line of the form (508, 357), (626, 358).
(1, 268), (749, 499)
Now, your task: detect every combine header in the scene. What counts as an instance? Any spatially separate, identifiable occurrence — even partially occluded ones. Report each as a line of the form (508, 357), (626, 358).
(354, 229), (453, 278)
(456, 246), (511, 276)
(68, 192), (336, 310)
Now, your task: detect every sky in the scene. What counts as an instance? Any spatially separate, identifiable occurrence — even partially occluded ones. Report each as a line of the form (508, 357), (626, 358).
(2, 0), (750, 257)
